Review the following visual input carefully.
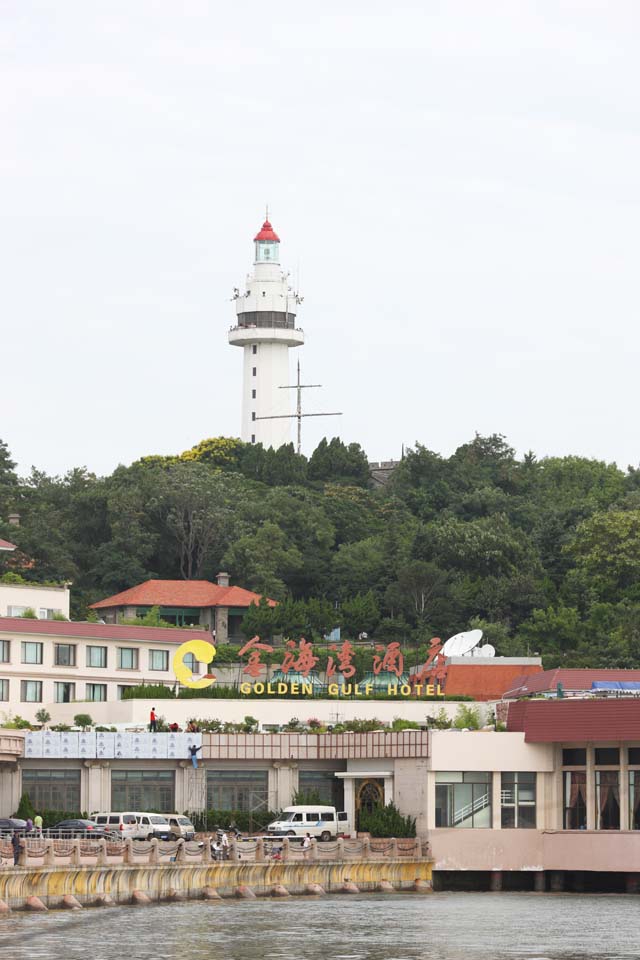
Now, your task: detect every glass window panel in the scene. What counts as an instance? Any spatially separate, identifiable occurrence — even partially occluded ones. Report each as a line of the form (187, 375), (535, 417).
(562, 748), (586, 766)
(628, 748), (640, 765)
(630, 772), (640, 830)
(501, 807), (516, 829)
(563, 771), (587, 829)
(21, 642), (43, 665)
(595, 748), (619, 766)
(0, 679), (8, 701)
(55, 644), (76, 667)
(118, 648), (138, 670)
(22, 770), (80, 812)
(54, 682), (75, 703)
(206, 770), (268, 812)
(298, 770), (343, 807)
(595, 770), (620, 830)
(86, 683), (106, 702)
(21, 680), (42, 702)
(87, 646), (107, 668)
(149, 650), (169, 671)
(111, 770), (174, 813)
(0, 640), (10, 662)
(434, 774), (491, 827)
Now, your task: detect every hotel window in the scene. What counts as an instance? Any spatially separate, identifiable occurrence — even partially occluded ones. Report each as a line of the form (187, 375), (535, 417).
(149, 649), (169, 672)
(562, 748), (586, 766)
(251, 435), (255, 444)
(8, 605), (28, 617)
(298, 770), (344, 808)
(118, 648), (138, 670)
(21, 680), (42, 702)
(629, 770), (640, 830)
(117, 685), (135, 700)
(21, 641), (43, 665)
(0, 679), (8, 701)
(38, 608), (60, 620)
(112, 770), (175, 813)
(54, 643), (76, 667)
(87, 645), (107, 668)
(0, 640), (9, 662)
(252, 412), (256, 421)
(595, 770), (620, 830)
(54, 681), (75, 703)
(252, 389), (256, 399)
(22, 770), (81, 812)
(206, 769), (269, 812)
(501, 772), (536, 828)
(252, 367), (256, 376)
(563, 771), (587, 829)
(252, 345), (257, 355)
(86, 683), (107, 702)
(435, 772), (492, 828)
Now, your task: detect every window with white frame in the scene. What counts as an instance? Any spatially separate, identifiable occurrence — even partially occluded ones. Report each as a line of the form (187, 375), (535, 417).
(21, 641), (43, 664)
(8, 605), (28, 617)
(0, 679), (8, 701)
(0, 640), (9, 663)
(149, 649), (169, 671)
(21, 680), (42, 702)
(501, 772), (536, 828)
(435, 772), (492, 828)
(118, 648), (138, 670)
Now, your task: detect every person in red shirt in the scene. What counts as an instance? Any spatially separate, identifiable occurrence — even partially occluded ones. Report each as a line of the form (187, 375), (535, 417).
(149, 708), (157, 732)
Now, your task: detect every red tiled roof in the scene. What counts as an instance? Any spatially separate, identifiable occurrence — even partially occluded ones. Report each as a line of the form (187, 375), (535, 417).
(0, 539), (16, 551)
(443, 663), (543, 701)
(90, 579), (276, 611)
(506, 698), (640, 742)
(0, 617), (211, 644)
(503, 668), (640, 699)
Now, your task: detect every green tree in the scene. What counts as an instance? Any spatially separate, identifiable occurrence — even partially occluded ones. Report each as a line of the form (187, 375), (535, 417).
(340, 591), (380, 637)
(35, 709), (51, 727)
(73, 713), (93, 731)
(308, 438), (369, 487)
(565, 510), (640, 603)
(224, 521), (303, 599)
(241, 596), (276, 640)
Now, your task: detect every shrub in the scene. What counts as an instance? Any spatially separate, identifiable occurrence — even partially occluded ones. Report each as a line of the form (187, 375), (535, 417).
(21, 608), (37, 619)
(453, 704), (481, 730)
(73, 713), (93, 731)
(35, 709), (51, 727)
(16, 792), (35, 821)
(358, 802), (416, 838)
(121, 684), (175, 700)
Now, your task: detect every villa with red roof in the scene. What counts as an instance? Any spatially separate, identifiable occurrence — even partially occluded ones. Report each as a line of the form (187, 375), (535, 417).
(90, 572), (275, 643)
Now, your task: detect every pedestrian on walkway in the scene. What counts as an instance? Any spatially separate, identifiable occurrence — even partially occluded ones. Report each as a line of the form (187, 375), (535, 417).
(33, 813), (43, 836)
(149, 708), (157, 732)
(302, 833), (311, 860)
(11, 832), (22, 866)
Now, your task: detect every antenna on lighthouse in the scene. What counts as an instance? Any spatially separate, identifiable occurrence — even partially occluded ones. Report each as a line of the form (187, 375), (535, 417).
(255, 360), (342, 455)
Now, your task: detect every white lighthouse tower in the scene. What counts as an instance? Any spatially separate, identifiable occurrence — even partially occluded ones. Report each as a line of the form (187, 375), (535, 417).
(229, 217), (304, 448)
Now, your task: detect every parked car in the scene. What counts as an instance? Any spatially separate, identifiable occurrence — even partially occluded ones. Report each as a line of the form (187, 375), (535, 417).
(47, 819), (115, 839)
(165, 815), (196, 841)
(0, 818), (27, 836)
(129, 813), (173, 841)
(267, 805), (351, 841)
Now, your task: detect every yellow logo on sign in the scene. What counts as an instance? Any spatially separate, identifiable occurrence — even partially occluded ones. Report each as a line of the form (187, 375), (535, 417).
(173, 639), (217, 689)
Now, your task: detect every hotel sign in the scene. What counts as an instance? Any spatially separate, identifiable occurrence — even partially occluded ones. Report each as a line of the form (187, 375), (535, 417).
(173, 635), (448, 697)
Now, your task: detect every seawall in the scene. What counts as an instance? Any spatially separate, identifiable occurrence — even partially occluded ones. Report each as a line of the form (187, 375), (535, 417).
(0, 859), (432, 909)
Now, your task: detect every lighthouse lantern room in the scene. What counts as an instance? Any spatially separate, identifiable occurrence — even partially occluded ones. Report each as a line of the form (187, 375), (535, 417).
(228, 217), (304, 448)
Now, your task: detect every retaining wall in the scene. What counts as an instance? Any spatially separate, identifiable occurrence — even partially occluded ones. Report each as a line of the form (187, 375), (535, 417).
(0, 859), (432, 909)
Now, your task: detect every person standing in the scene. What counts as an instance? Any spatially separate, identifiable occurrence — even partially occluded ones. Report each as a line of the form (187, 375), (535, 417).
(302, 832), (311, 860)
(11, 832), (22, 866)
(33, 813), (43, 836)
(149, 708), (157, 733)
(189, 743), (202, 769)
(220, 830), (229, 860)
(25, 817), (33, 834)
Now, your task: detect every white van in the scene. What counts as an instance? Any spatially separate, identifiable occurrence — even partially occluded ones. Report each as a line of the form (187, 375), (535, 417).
(165, 814), (196, 840)
(89, 812), (138, 839)
(266, 805), (350, 842)
(90, 811), (172, 841)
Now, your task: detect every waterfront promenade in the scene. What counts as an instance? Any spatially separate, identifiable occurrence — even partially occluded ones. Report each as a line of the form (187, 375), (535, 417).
(0, 835), (432, 909)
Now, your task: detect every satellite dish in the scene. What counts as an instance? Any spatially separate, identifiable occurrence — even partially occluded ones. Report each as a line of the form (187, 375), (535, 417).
(476, 644), (496, 658)
(441, 629), (483, 658)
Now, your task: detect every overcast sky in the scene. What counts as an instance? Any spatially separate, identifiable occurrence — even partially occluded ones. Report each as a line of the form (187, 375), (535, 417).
(2, 1), (640, 478)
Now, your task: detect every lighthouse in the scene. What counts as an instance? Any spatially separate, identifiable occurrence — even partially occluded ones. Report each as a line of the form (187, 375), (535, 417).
(228, 218), (304, 448)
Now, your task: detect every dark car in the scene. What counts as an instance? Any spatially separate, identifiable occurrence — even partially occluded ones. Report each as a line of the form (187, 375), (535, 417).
(0, 818), (27, 836)
(47, 819), (115, 839)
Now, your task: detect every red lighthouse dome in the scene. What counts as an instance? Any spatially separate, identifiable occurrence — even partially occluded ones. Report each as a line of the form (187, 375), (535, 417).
(254, 219), (280, 242)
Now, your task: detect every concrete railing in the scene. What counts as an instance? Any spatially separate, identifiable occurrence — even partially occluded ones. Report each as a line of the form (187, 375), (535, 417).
(0, 732), (24, 762)
(0, 835), (428, 869)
